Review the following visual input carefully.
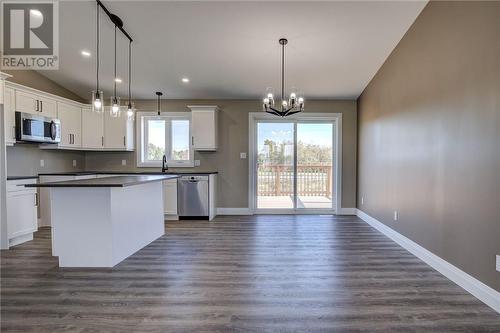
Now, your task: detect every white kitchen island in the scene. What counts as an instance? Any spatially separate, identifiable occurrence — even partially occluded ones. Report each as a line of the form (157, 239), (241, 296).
(27, 175), (178, 267)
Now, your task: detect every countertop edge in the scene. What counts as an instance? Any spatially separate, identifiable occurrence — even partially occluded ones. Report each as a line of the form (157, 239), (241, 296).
(25, 175), (180, 188)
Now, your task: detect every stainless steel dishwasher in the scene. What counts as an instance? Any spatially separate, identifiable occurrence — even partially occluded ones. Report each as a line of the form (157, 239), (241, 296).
(178, 175), (209, 219)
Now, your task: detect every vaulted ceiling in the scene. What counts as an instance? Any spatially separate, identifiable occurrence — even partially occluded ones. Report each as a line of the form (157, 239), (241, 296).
(39, 1), (427, 100)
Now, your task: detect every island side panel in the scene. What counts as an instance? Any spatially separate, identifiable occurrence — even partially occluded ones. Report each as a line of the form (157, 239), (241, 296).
(51, 187), (113, 267)
(110, 181), (165, 266)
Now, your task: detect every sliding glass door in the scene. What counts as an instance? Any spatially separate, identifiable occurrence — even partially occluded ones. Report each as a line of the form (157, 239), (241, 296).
(255, 120), (335, 212)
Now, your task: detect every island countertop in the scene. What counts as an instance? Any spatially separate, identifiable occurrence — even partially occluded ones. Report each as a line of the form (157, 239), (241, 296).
(25, 175), (179, 188)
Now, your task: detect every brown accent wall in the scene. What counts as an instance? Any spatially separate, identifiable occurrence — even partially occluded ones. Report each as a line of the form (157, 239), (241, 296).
(86, 99), (357, 209)
(357, 1), (500, 291)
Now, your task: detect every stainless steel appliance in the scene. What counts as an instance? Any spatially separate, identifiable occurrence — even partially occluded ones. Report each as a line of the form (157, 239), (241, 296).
(178, 175), (209, 218)
(15, 112), (61, 143)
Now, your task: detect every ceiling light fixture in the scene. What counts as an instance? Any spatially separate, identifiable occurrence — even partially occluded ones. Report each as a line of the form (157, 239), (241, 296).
(126, 40), (135, 120)
(182, 77), (190, 83)
(110, 25), (121, 117)
(30, 9), (42, 17)
(114, 78), (122, 83)
(92, 2), (103, 112)
(91, 0), (134, 115)
(155, 92), (163, 116)
(81, 50), (91, 57)
(262, 38), (304, 117)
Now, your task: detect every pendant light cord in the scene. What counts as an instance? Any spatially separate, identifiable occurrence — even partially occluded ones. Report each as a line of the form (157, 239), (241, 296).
(281, 42), (285, 111)
(128, 41), (131, 105)
(113, 25), (117, 100)
(96, 2), (99, 92)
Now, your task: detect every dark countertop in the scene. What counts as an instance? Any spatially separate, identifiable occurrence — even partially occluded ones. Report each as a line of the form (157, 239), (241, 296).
(25, 175), (179, 188)
(38, 171), (218, 176)
(7, 176), (39, 181)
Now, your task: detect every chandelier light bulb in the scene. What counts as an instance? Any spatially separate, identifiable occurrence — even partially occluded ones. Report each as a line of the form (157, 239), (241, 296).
(94, 98), (102, 109)
(298, 97), (304, 104)
(112, 103), (119, 113)
(282, 100), (288, 107)
(263, 98), (269, 104)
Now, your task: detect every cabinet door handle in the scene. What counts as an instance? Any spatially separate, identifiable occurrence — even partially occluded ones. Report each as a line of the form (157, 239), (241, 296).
(34, 193), (38, 206)
(123, 136), (126, 147)
(102, 136), (104, 146)
(40, 100), (43, 112)
(192, 136), (194, 146)
(35, 100), (39, 111)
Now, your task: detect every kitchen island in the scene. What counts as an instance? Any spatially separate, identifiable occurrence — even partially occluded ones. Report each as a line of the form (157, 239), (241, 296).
(26, 175), (178, 267)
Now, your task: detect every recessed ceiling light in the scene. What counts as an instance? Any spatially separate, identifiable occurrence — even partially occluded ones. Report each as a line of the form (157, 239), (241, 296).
(81, 50), (91, 57)
(30, 9), (42, 17)
(114, 78), (122, 83)
(182, 77), (190, 83)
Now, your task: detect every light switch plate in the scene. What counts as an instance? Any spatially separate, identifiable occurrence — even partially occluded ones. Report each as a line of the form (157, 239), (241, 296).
(393, 210), (398, 221)
(240, 152), (247, 159)
(496, 255), (500, 272)
(72, 160), (77, 167)
(40, 159), (45, 167)
(194, 160), (201, 166)
(121, 160), (127, 166)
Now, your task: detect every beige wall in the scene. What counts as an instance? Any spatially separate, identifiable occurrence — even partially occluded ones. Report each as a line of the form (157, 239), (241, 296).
(86, 99), (357, 208)
(357, 1), (500, 291)
(5, 71), (86, 177)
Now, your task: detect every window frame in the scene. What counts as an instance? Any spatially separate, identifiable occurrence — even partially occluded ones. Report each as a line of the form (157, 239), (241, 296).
(136, 112), (194, 168)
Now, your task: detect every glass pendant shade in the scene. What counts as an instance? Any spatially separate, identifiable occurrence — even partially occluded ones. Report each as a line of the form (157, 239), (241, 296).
(110, 96), (121, 117)
(126, 101), (135, 120)
(92, 90), (103, 113)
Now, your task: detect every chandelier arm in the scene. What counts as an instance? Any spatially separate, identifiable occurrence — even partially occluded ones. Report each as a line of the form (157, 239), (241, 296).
(266, 110), (281, 117)
(284, 110), (302, 117)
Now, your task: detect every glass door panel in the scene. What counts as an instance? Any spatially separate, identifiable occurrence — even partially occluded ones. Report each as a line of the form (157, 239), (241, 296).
(257, 122), (295, 210)
(296, 123), (334, 209)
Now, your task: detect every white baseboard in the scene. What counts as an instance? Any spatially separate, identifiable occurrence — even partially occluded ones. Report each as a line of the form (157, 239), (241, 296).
(338, 207), (356, 215)
(217, 208), (253, 215)
(356, 209), (500, 314)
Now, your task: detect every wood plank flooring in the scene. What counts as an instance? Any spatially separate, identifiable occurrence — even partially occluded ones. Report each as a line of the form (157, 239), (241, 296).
(1, 215), (499, 332)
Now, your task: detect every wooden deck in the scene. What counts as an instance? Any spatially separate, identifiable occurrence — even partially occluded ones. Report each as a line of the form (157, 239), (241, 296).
(1, 215), (499, 332)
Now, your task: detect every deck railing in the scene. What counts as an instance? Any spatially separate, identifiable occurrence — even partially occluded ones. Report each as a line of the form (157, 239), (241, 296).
(258, 164), (332, 197)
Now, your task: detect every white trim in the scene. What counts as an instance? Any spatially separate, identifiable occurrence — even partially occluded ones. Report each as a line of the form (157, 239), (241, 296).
(356, 209), (500, 314)
(217, 208), (252, 215)
(5, 81), (88, 107)
(135, 111), (194, 168)
(248, 112), (343, 215)
(338, 207), (356, 215)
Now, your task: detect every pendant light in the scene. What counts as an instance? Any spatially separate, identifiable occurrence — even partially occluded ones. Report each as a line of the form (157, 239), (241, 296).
(262, 38), (304, 117)
(92, 2), (103, 113)
(156, 92), (163, 116)
(126, 40), (135, 120)
(110, 25), (121, 117)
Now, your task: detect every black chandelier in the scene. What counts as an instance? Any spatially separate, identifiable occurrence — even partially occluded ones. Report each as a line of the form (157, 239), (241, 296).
(263, 38), (304, 117)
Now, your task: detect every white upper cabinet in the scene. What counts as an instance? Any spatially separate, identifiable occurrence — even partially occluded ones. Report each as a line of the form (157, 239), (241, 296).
(104, 108), (134, 150)
(4, 87), (16, 145)
(189, 105), (218, 151)
(57, 102), (82, 148)
(82, 106), (104, 149)
(15, 90), (56, 117)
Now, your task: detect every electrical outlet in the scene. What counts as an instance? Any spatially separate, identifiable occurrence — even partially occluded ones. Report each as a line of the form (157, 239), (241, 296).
(361, 196), (364, 205)
(240, 152), (247, 159)
(496, 255), (500, 272)
(194, 160), (201, 167)
(40, 159), (45, 167)
(121, 159), (127, 166)
(72, 160), (77, 167)
(393, 210), (398, 221)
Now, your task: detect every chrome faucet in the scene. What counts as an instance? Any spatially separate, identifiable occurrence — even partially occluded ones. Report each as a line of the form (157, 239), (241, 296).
(162, 155), (168, 172)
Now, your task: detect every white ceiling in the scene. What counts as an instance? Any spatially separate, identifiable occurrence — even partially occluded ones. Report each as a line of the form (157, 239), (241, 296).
(39, 1), (427, 100)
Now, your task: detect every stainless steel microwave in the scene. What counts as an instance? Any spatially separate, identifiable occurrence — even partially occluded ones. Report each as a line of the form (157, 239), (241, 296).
(15, 112), (61, 144)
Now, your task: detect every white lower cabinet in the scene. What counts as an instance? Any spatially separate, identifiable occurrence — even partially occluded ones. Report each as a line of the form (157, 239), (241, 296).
(6, 179), (38, 246)
(163, 179), (178, 218)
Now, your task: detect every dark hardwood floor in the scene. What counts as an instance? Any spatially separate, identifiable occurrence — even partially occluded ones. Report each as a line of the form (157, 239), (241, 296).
(1, 215), (499, 332)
